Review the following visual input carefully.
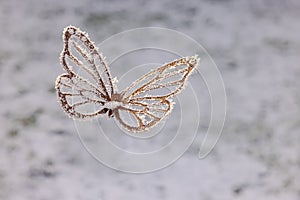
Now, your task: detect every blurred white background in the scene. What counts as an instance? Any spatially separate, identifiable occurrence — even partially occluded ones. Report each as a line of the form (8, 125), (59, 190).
(0, 0), (299, 199)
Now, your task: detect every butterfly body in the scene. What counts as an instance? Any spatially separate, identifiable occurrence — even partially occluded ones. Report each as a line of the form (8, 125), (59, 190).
(56, 26), (200, 132)
(100, 94), (124, 118)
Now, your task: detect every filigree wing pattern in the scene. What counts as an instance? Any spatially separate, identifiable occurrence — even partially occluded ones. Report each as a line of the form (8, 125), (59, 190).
(56, 26), (200, 132)
(55, 73), (109, 119)
(114, 56), (200, 132)
(114, 98), (172, 132)
(60, 25), (114, 97)
(56, 26), (114, 119)
(121, 56), (199, 100)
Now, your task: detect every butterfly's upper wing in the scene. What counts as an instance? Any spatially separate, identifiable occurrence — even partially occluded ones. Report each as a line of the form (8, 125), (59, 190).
(55, 26), (114, 119)
(114, 56), (200, 132)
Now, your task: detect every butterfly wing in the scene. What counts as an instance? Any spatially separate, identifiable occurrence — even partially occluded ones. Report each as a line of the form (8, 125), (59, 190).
(114, 56), (200, 132)
(55, 26), (114, 119)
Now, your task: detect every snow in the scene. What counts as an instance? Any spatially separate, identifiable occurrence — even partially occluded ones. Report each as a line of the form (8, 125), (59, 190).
(0, 0), (300, 200)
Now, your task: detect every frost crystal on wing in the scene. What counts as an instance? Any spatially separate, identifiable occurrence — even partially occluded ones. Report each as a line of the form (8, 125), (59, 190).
(112, 77), (118, 91)
(104, 101), (123, 110)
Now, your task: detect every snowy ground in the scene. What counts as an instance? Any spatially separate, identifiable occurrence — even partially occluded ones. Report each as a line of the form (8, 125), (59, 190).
(0, 0), (300, 199)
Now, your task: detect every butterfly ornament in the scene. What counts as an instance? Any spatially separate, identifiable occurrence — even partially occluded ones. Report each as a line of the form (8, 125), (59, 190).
(55, 26), (200, 132)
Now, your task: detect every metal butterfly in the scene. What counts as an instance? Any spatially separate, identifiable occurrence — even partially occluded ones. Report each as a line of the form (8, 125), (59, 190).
(55, 26), (200, 132)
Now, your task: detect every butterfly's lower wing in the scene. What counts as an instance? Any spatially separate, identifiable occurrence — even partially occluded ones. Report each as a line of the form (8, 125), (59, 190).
(114, 56), (200, 132)
(55, 73), (108, 119)
(114, 98), (172, 132)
